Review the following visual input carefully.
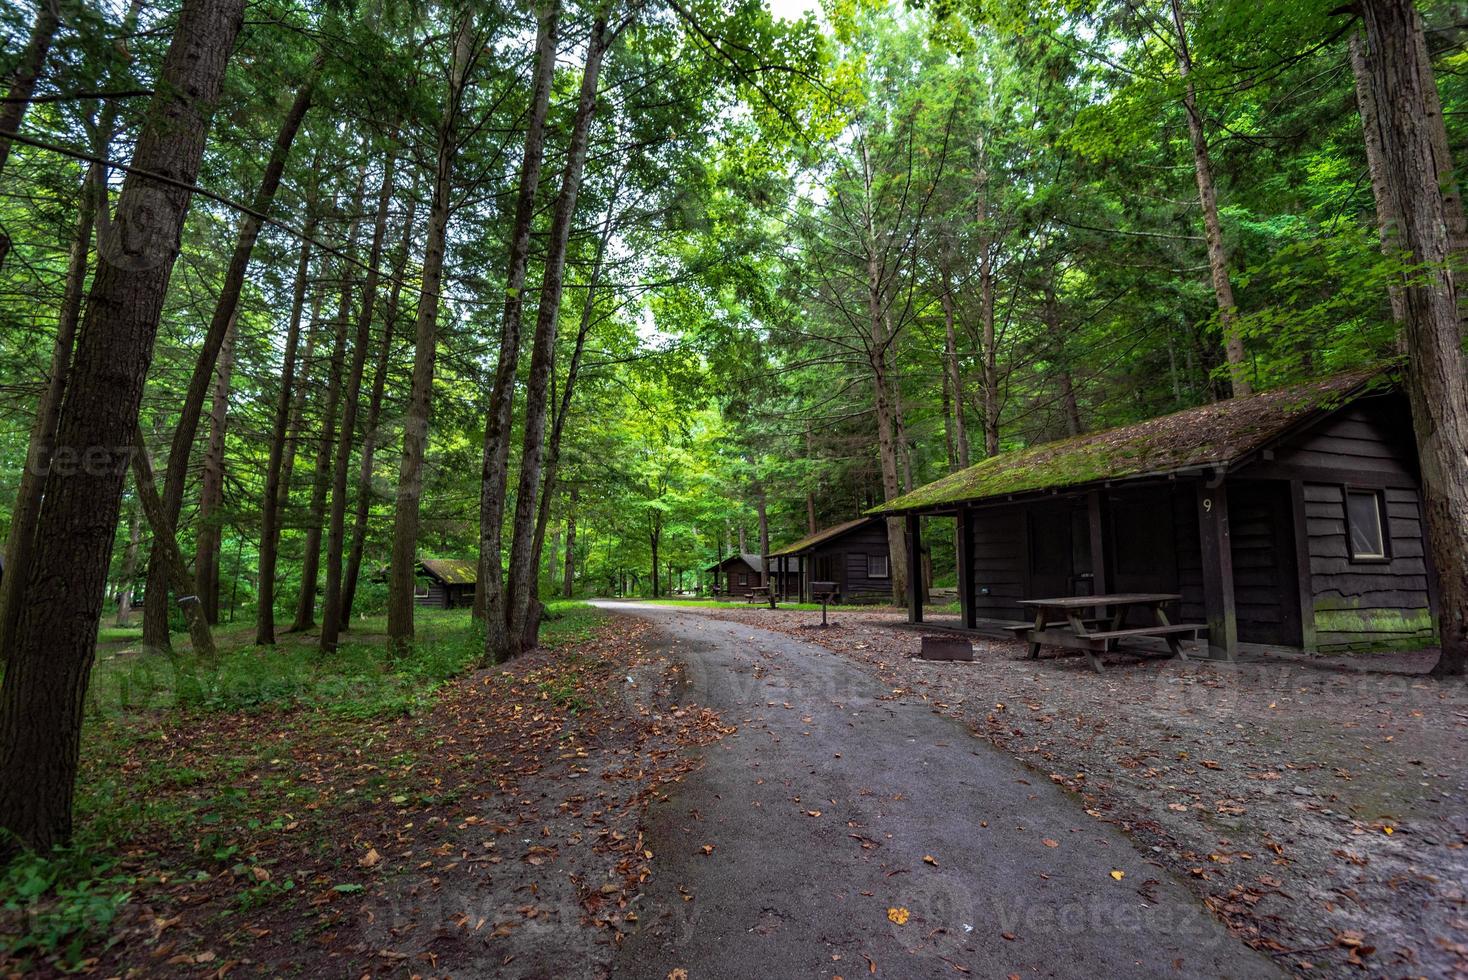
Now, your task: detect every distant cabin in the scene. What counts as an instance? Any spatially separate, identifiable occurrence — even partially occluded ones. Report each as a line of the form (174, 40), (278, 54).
(412, 558), (476, 609)
(874, 368), (1439, 656)
(706, 553), (800, 597)
(769, 517), (893, 603)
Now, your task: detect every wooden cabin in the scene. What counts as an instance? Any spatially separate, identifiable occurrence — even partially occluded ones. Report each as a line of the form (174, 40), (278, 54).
(412, 558), (476, 609)
(874, 369), (1438, 658)
(768, 517), (894, 603)
(705, 553), (800, 597)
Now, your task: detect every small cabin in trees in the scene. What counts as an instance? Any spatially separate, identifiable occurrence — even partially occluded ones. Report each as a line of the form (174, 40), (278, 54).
(412, 559), (477, 609)
(768, 517), (894, 603)
(705, 553), (801, 597)
(874, 369), (1438, 657)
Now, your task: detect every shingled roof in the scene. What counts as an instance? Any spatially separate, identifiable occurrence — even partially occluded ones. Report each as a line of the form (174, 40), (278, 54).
(872, 367), (1394, 515)
(705, 553), (764, 573)
(769, 517), (884, 557)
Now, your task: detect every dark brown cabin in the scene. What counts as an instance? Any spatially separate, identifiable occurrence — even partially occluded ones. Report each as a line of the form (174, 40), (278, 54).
(705, 553), (800, 597)
(875, 369), (1438, 657)
(768, 517), (894, 603)
(413, 558), (476, 609)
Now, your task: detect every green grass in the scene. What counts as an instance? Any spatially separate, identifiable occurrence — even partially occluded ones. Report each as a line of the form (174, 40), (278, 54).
(638, 597), (839, 612)
(2, 601), (603, 972)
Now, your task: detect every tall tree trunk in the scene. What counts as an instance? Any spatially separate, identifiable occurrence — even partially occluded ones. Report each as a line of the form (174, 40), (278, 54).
(343, 183), (418, 626)
(502, 14), (607, 657)
(142, 70), (317, 648)
(0, 0), (243, 854)
(940, 266), (969, 470)
(255, 220), (317, 644)
(974, 143), (1001, 456)
(1168, 0), (1251, 397)
(476, 5), (559, 646)
(388, 11), (476, 650)
(294, 231), (358, 632)
(131, 428), (215, 657)
(1041, 282), (1083, 435)
(322, 151), (398, 652)
(194, 310), (236, 624)
(1358, 0), (1468, 677)
(1349, 31), (1407, 326)
(115, 497), (141, 626)
(562, 485), (577, 599)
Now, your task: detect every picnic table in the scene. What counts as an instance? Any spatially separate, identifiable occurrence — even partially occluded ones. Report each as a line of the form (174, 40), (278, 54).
(747, 586), (772, 604)
(1013, 593), (1205, 674)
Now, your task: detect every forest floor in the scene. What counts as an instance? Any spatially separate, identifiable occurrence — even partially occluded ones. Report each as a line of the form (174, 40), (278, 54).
(662, 602), (1468, 978)
(1, 606), (732, 978)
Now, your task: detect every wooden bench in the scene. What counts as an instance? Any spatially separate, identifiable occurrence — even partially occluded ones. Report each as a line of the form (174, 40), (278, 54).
(747, 586), (772, 605)
(1018, 594), (1207, 674)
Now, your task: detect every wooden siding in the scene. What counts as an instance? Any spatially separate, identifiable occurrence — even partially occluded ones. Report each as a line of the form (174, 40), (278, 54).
(969, 503), (1027, 620)
(1302, 483), (1433, 650)
(1226, 481), (1300, 645)
(1251, 396), (1418, 488)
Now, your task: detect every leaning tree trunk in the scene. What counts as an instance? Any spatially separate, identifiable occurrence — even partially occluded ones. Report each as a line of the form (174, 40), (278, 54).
(502, 13), (607, 657)
(194, 310), (236, 624)
(1358, 0), (1468, 678)
(1349, 31), (1407, 326)
(142, 71), (317, 648)
(321, 150), (398, 652)
(1168, 0), (1251, 397)
(476, 5), (559, 639)
(387, 11), (476, 650)
(0, 0), (62, 270)
(255, 220), (317, 644)
(343, 183), (419, 626)
(0, 0), (244, 854)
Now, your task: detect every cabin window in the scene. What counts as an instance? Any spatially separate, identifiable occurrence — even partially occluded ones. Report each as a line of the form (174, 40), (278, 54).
(414, 582), (430, 597)
(737, 573), (748, 586)
(1345, 488), (1390, 561)
(867, 554), (889, 578)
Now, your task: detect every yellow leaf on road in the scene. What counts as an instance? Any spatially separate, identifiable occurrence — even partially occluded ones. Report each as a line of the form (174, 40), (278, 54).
(1109, 869), (1125, 880)
(887, 907), (910, 925)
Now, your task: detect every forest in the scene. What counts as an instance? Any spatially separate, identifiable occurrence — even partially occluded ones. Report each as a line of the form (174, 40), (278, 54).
(0, 0), (1466, 973)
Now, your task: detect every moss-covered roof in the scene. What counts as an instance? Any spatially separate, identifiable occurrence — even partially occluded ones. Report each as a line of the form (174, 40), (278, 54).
(419, 558), (477, 585)
(769, 517), (883, 557)
(872, 367), (1393, 515)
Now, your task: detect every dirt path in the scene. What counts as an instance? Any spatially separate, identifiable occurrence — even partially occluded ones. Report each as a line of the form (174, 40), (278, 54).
(603, 603), (1280, 979)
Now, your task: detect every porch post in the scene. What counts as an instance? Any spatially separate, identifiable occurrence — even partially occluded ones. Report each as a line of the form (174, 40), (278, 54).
(906, 512), (923, 623)
(1289, 480), (1317, 651)
(1087, 490), (1108, 595)
(956, 506), (976, 629)
(1196, 481), (1238, 660)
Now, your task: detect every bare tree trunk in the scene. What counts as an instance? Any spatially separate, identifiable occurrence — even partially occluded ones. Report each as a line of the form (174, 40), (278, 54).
(0, 0), (243, 853)
(1349, 31), (1407, 326)
(940, 268), (969, 469)
(142, 70), (317, 648)
(503, 13), (607, 657)
(476, 5), (559, 645)
(194, 310), (236, 624)
(343, 184), (418, 627)
(1358, 0), (1468, 677)
(132, 428), (214, 657)
(255, 220), (317, 644)
(1041, 282), (1083, 435)
(0, 0), (61, 269)
(1168, 0), (1250, 397)
(388, 11), (476, 651)
(322, 151), (398, 652)
(115, 498), (141, 626)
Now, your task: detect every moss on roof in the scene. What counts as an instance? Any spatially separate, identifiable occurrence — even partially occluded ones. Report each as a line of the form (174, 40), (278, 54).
(419, 558), (477, 585)
(769, 517), (882, 557)
(872, 368), (1393, 515)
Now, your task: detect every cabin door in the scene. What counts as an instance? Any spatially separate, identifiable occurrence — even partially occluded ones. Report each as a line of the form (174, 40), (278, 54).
(1227, 481), (1302, 646)
(1108, 488), (1178, 600)
(1026, 504), (1090, 599)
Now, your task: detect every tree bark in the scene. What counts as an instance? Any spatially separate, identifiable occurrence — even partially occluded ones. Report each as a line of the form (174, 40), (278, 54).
(476, 4), (560, 647)
(1348, 30), (1407, 326)
(142, 69), (317, 648)
(1168, 0), (1251, 397)
(1358, 0), (1468, 677)
(502, 13), (608, 657)
(321, 150), (398, 652)
(0, 0), (61, 269)
(0, 0), (243, 854)
(194, 309), (236, 624)
(1041, 282), (1083, 435)
(343, 182), (418, 627)
(388, 10), (476, 651)
(255, 221), (317, 644)
(940, 266), (969, 470)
